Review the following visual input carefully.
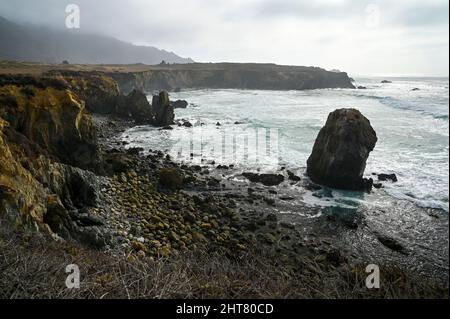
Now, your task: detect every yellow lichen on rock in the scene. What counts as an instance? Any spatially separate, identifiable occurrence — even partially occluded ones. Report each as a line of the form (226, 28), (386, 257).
(0, 118), (47, 227)
(0, 81), (98, 233)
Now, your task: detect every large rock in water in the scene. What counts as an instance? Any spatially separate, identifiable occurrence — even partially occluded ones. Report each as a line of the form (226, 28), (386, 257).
(306, 108), (377, 192)
(152, 91), (174, 126)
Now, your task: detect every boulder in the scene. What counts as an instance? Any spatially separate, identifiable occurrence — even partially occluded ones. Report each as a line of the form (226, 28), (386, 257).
(171, 100), (188, 109)
(377, 173), (398, 182)
(376, 234), (407, 254)
(182, 120), (193, 128)
(381, 80), (392, 84)
(242, 172), (284, 186)
(287, 170), (301, 182)
(158, 167), (184, 191)
(152, 91), (174, 126)
(306, 108), (377, 192)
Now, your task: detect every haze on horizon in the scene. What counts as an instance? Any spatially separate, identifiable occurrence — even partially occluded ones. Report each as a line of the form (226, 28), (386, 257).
(0, 0), (448, 77)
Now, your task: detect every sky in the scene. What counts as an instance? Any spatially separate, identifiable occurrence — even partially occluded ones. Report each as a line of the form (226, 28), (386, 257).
(0, 0), (448, 76)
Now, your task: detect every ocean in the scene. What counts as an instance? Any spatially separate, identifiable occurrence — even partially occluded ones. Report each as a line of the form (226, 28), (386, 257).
(122, 77), (449, 213)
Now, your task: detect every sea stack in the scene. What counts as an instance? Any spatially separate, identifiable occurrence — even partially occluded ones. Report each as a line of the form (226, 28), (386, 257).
(152, 91), (175, 126)
(306, 108), (377, 192)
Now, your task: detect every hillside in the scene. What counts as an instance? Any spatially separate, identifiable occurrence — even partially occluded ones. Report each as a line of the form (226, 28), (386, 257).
(0, 16), (193, 65)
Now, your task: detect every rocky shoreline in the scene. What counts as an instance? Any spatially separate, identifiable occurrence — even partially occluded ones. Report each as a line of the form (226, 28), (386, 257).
(91, 114), (341, 266)
(0, 70), (448, 298)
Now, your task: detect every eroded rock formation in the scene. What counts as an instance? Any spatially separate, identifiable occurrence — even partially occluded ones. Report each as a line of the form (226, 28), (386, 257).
(152, 91), (174, 126)
(306, 108), (377, 192)
(0, 74), (161, 246)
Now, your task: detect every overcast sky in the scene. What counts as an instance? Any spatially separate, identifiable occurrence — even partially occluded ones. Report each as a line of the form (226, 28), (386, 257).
(1, 0), (448, 76)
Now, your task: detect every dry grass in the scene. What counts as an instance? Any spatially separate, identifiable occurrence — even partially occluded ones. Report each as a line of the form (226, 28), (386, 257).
(0, 228), (447, 299)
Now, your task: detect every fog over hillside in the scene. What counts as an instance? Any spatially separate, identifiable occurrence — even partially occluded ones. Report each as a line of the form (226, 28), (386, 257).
(0, 16), (194, 64)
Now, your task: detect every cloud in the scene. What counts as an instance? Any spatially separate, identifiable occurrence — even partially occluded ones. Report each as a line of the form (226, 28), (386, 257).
(0, 0), (448, 75)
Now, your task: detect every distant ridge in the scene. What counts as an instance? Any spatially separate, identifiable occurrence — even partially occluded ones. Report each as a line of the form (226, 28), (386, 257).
(0, 16), (194, 65)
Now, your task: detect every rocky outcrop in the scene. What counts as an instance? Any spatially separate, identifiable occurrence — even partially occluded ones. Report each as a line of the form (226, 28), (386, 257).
(377, 173), (398, 182)
(0, 79), (111, 245)
(152, 91), (174, 126)
(109, 63), (355, 93)
(171, 100), (188, 109)
(50, 72), (155, 124)
(242, 173), (285, 186)
(0, 82), (98, 170)
(306, 108), (377, 192)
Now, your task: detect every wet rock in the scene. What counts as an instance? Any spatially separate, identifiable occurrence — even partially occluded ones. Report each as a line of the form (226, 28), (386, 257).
(126, 147), (144, 155)
(411, 88), (420, 91)
(158, 167), (184, 191)
(376, 234), (407, 254)
(357, 86), (367, 89)
(304, 183), (322, 191)
(182, 121), (193, 128)
(377, 173), (398, 182)
(242, 172), (284, 186)
(152, 91), (174, 126)
(171, 100), (188, 109)
(324, 207), (363, 229)
(381, 80), (392, 83)
(307, 108), (377, 192)
(159, 125), (173, 130)
(287, 170), (301, 182)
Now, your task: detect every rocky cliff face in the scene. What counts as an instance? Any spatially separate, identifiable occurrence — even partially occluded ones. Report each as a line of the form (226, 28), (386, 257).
(109, 63), (355, 94)
(306, 108), (377, 192)
(0, 74), (159, 246)
(0, 82), (98, 170)
(0, 81), (100, 240)
(46, 71), (155, 124)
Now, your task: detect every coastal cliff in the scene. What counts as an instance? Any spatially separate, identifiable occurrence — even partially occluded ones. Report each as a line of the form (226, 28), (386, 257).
(107, 63), (355, 93)
(0, 79), (99, 236)
(0, 68), (446, 299)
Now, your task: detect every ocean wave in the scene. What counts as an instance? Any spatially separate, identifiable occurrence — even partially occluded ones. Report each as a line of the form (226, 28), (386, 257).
(359, 94), (449, 121)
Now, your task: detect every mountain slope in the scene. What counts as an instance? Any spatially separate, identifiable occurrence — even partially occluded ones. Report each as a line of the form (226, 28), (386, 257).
(0, 16), (193, 64)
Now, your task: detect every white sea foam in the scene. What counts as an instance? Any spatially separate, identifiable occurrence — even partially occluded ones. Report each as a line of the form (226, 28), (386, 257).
(123, 77), (449, 212)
